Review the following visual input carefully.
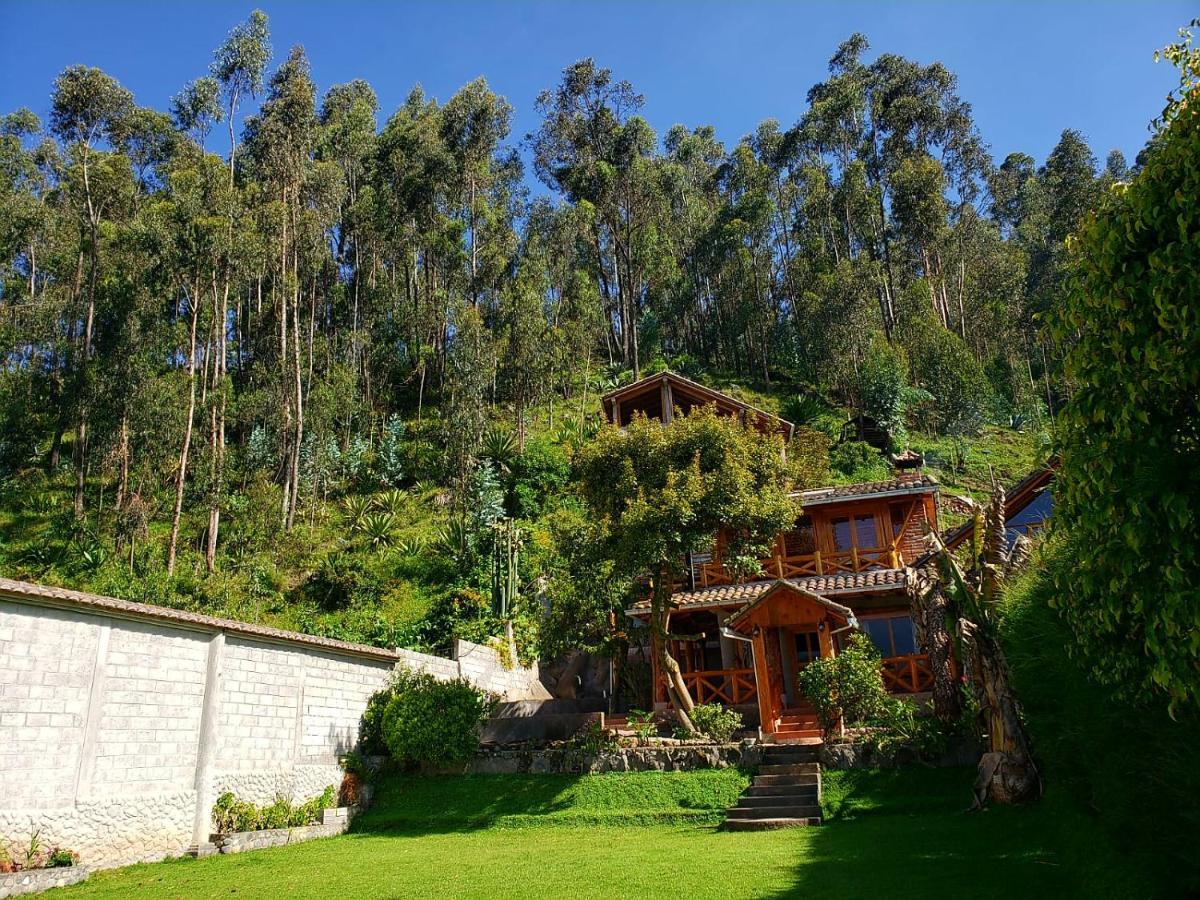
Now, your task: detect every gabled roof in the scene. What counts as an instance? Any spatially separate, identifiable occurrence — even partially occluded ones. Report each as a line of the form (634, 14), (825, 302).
(725, 579), (855, 633)
(601, 371), (794, 433)
(625, 568), (906, 615)
(795, 473), (938, 507)
(941, 459), (1058, 552)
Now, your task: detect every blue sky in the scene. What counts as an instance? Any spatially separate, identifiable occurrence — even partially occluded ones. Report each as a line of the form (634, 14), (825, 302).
(1, 0), (1193, 185)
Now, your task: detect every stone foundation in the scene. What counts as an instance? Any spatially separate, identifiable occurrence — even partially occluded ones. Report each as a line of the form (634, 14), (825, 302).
(0, 867), (90, 898)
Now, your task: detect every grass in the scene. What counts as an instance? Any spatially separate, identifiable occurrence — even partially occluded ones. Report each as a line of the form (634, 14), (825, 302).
(57, 766), (1152, 900)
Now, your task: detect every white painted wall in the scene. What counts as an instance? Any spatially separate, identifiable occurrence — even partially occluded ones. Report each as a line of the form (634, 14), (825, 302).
(0, 589), (547, 869)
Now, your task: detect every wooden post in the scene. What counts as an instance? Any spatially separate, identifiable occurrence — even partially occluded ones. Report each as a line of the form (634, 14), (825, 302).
(814, 550), (823, 575)
(612, 398), (621, 426)
(660, 377), (673, 424)
(751, 627), (774, 735)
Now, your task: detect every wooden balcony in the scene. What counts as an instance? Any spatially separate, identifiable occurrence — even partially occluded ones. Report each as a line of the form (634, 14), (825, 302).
(881, 653), (934, 694)
(655, 668), (758, 705)
(695, 546), (900, 588)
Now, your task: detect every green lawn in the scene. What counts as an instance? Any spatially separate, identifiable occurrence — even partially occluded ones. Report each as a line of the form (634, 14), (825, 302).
(56, 766), (1153, 900)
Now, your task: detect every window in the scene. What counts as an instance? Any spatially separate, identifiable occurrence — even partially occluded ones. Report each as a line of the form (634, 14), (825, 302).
(794, 631), (820, 667)
(889, 501), (911, 538)
(831, 513), (880, 550)
(862, 614), (918, 657)
(784, 516), (816, 556)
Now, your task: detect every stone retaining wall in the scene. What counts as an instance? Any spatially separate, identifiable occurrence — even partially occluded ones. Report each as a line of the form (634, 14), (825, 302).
(0, 578), (546, 872)
(469, 743), (763, 775)
(209, 806), (354, 856)
(0, 867), (90, 899)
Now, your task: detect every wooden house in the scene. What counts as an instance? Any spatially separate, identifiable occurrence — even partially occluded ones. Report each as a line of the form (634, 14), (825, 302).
(606, 374), (940, 741)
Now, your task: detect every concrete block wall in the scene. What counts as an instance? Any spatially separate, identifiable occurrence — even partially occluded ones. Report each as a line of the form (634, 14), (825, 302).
(0, 580), (547, 870)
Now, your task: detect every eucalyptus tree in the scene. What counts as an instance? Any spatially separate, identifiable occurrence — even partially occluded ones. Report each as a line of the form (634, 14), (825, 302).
(531, 59), (663, 377)
(243, 45), (319, 530)
(49, 65), (134, 515)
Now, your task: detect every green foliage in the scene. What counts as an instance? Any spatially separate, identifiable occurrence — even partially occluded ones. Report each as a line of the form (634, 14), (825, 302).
(576, 405), (795, 585)
(380, 668), (493, 767)
(829, 440), (890, 483)
(687, 703), (743, 743)
(1001, 537), (1200, 894)
(375, 415), (406, 487)
(797, 633), (890, 730)
(1048, 72), (1200, 709)
(626, 709), (658, 741)
(210, 785), (337, 834)
(856, 336), (909, 447)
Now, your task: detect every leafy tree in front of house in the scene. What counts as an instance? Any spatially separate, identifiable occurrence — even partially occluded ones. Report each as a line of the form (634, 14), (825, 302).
(1048, 24), (1200, 711)
(575, 406), (795, 730)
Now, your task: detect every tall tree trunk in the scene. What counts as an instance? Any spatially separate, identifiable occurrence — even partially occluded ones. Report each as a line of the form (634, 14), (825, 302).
(167, 288), (201, 575)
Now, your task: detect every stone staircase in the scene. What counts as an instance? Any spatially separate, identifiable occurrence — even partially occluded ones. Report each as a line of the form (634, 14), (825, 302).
(724, 743), (822, 830)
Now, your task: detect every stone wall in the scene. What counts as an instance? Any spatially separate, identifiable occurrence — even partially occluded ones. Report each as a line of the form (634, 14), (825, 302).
(0, 578), (547, 870)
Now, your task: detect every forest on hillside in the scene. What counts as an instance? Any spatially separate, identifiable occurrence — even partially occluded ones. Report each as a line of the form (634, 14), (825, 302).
(0, 10), (1130, 657)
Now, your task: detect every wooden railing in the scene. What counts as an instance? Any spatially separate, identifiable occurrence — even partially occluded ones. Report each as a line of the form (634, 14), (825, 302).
(881, 653), (934, 694)
(695, 546), (899, 588)
(679, 668), (758, 705)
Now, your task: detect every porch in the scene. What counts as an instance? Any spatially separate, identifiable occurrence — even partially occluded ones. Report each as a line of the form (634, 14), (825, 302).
(651, 582), (933, 738)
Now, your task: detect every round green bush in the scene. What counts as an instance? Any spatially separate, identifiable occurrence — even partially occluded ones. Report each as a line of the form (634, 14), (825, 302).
(380, 669), (493, 767)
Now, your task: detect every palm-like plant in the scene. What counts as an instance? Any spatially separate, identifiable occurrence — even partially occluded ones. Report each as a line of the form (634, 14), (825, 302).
(910, 485), (1041, 808)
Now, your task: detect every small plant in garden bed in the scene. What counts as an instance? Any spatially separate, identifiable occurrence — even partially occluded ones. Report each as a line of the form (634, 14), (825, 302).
(572, 719), (619, 754)
(211, 786), (337, 834)
(374, 668), (495, 768)
(0, 831), (78, 872)
(687, 704), (743, 743)
(626, 709), (658, 742)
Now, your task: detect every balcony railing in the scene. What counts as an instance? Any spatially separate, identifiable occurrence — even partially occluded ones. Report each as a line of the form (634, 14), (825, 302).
(881, 653), (934, 694)
(680, 668), (758, 705)
(695, 546), (899, 588)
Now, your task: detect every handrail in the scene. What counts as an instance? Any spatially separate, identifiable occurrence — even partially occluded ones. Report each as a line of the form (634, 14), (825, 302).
(679, 668), (758, 705)
(697, 545), (899, 587)
(880, 653), (933, 694)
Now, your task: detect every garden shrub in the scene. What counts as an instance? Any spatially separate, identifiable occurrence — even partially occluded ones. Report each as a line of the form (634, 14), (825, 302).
(797, 633), (891, 730)
(379, 668), (493, 767)
(830, 440), (890, 482)
(688, 703), (743, 743)
(211, 786), (337, 834)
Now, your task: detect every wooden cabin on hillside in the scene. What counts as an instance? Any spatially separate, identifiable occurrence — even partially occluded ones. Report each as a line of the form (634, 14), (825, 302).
(604, 373), (939, 741)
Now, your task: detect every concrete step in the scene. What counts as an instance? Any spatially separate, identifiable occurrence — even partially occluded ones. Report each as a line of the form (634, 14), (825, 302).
(761, 752), (819, 765)
(736, 792), (818, 808)
(744, 787), (820, 801)
(753, 774), (819, 787)
(724, 816), (821, 830)
(727, 802), (822, 818)
(758, 763), (819, 776)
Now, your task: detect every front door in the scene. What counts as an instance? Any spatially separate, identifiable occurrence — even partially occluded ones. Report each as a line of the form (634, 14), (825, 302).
(793, 630), (820, 704)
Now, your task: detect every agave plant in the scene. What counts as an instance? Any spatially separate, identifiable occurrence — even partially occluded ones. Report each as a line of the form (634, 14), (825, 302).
(356, 512), (398, 551)
(479, 425), (517, 472)
(372, 489), (407, 516)
(341, 495), (372, 528)
(394, 534), (429, 557)
(437, 517), (473, 561)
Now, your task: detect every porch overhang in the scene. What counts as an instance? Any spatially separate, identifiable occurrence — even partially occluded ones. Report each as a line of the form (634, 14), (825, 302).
(725, 579), (856, 636)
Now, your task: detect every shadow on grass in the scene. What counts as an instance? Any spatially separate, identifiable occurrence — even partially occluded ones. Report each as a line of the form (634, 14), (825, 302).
(350, 773), (579, 835)
(765, 766), (1155, 900)
(350, 768), (749, 837)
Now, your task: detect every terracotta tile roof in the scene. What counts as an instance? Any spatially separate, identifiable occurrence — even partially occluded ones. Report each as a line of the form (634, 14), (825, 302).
(626, 568), (906, 615)
(726, 581), (856, 632)
(0, 577), (403, 662)
(796, 474), (938, 506)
